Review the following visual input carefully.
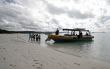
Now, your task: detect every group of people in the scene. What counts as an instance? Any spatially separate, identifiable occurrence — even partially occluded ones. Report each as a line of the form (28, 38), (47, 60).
(29, 33), (40, 41)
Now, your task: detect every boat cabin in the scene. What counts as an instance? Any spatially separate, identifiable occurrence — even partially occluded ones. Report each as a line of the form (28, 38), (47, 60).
(63, 28), (91, 36)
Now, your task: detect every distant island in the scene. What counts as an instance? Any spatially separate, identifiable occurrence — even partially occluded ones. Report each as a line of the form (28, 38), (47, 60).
(92, 32), (106, 33)
(0, 28), (53, 34)
(0, 29), (10, 33)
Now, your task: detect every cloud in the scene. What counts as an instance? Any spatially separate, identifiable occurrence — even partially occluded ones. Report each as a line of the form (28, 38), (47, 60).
(100, 16), (110, 23)
(3, 0), (15, 3)
(0, 0), (43, 31)
(47, 4), (66, 14)
(105, 0), (110, 4)
(67, 9), (94, 19)
(44, 0), (94, 19)
(43, 0), (66, 15)
(0, 0), (110, 32)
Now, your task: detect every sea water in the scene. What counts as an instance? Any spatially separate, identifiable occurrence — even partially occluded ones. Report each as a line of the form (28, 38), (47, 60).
(25, 33), (110, 63)
(42, 32), (110, 63)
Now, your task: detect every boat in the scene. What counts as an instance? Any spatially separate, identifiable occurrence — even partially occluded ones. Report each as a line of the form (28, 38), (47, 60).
(46, 28), (94, 42)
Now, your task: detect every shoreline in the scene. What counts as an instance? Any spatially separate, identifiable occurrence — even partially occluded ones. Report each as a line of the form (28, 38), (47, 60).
(0, 34), (110, 69)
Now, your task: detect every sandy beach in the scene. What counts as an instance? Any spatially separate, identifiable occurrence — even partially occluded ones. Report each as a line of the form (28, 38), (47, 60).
(0, 34), (110, 69)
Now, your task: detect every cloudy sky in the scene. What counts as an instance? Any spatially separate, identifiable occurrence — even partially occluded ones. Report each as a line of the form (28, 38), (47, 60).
(0, 0), (110, 32)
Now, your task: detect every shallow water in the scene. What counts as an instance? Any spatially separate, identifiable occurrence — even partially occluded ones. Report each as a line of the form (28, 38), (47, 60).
(23, 33), (110, 63)
(42, 33), (110, 63)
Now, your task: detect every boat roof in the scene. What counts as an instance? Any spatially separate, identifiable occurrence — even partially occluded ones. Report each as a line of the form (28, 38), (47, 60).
(63, 28), (89, 31)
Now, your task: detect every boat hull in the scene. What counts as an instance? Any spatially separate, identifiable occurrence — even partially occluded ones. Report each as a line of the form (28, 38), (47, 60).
(47, 35), (94, 42)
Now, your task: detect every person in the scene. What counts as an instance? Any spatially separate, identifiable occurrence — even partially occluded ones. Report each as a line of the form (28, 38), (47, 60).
(72, 31), (75, 35)
(55, 28), (59, 35)
(86, 32), (89, 36)
(29, 33), (32, 40)
(32, 33), (35, 41)
(79, 31), (82, 38)
(35, 33), (41, 41)
(38, 34), (41, 41)
(78, 31), (82, 39)
(35, 34), (39, 41)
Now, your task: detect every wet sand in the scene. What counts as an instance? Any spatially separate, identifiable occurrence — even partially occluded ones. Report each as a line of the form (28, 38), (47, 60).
(0, 34), (110, 69)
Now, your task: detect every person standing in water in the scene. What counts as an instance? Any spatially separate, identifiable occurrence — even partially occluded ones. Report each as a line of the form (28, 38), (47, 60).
(29, 33), (32, 40)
